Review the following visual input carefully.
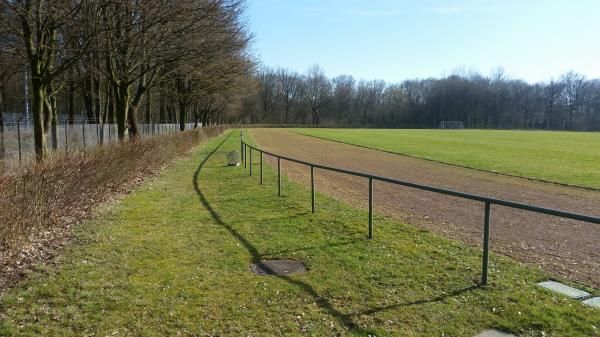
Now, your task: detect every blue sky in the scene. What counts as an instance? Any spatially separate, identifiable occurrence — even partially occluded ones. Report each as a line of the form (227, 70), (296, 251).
(246, 0), (600, 83)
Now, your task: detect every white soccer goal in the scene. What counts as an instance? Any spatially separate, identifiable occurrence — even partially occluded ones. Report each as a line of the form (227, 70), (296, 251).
(439, 121), (465, 129)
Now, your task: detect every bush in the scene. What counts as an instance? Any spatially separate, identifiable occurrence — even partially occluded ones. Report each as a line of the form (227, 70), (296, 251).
(0, 126), (229, 284)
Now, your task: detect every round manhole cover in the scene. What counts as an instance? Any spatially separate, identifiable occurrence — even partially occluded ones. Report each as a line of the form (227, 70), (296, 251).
(250, 260), (307, 276)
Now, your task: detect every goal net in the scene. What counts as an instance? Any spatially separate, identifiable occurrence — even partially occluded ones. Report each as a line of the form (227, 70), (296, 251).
(439, 121), (464, 129)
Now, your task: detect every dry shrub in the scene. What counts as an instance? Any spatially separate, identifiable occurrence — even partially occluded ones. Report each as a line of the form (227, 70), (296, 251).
(0, 125), (229, 284)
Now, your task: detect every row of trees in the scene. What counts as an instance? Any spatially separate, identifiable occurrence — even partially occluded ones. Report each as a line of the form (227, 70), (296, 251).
(0, 0), (255, 159)
(243, 66), (600, 131)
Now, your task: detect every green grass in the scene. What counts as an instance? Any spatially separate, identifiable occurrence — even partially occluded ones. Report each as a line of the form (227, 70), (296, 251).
(1, 130), (598, 336)
(294, 128), (600, 189)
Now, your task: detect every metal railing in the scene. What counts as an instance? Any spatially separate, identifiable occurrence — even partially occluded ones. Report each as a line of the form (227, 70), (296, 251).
(240, 132), (600, 286)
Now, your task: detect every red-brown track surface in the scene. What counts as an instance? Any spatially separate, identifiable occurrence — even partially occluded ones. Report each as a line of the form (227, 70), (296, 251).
(251, 128), (600, 288)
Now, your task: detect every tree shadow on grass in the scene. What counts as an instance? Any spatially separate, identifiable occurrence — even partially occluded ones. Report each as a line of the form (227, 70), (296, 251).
(192, 132), (479, 333)
(262, 239), (361, 258)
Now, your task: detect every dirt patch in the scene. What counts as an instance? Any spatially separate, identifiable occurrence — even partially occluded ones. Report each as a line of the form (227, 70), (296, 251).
(251, 128), (600, 288)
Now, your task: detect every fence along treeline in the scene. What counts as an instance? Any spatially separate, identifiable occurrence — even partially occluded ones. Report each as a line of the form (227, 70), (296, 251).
(0, 0), (255, 160)
(242, 65), (600, 131)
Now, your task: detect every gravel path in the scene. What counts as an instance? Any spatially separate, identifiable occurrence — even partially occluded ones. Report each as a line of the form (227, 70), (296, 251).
(251, 128), (600, 288)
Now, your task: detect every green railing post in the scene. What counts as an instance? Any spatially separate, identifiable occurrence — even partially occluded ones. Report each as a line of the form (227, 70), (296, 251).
(277, 157), (281, 196)
(244, 145), (247, 169)
(368, 177), (373, 239)
(310, 165), (315, 213)
(260, 151), (263, 185)
(482, 201), (491, 286)
(249, 148), (253, 176)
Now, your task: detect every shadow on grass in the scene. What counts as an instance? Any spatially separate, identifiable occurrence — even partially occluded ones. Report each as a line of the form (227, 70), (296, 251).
(192, 132), (479, 333)
(263, 239), (361, 257)
(355, 285), (479, 316)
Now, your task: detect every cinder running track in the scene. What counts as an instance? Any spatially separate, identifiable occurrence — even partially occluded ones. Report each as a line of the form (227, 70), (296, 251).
(251, 128), (600, 288)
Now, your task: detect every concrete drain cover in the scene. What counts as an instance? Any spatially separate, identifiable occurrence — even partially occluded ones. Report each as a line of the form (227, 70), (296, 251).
(475, 330), (517, 337)
(536, 281), (590, 299)
(583, 297), (600, 308)
(250, 260), (306, 276)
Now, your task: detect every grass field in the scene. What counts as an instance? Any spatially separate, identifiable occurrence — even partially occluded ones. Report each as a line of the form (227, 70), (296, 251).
(1, 130), (598, 336)
(294, 128), (600, 189)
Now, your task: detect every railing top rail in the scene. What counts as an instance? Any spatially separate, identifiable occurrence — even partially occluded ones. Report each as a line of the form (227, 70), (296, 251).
(241, 140), (600, 225)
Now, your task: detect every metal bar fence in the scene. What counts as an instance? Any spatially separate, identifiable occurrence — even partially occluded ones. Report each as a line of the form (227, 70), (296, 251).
(310, 165), (315, 214)
(17, 117), (23, 166)
(240, 136), (600, 286)
(1, 121), (206, 164)
(277, 157), (281, 197)
(82, 119), (86, 148)
(64, 119), (69, 149)
(368, 177), (373, 240)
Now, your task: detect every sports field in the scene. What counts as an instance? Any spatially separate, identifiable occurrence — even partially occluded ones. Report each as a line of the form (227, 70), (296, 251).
(2, 130), (598, 336)
(294, 129), (600, 189)
(251, 128), (600, 288)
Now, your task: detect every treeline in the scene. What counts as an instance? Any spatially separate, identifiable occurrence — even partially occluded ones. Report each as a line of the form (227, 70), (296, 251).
(0, 0), (254, 159)
(242, 65), (600, 131)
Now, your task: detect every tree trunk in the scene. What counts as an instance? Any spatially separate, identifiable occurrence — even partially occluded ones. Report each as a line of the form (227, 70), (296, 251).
(202, 110), (209, 126)
(145, 90), (151, 124)
(51, 110), (58, 150)
(83, 92), (94, 124)
(68, 82), (75, 122)
(128, 104), (139, 138)
(312, 108), (320, 125)
(178, 101), (186, 131)
(94, 72), (101, 124)
(171, 105), (177, 124)
(106, 82), (115, 123)
(159, 96), (166, 124)
(192, 103), (199, 128)
(83, 72), (95, 122)
(0, 104), (4, 159)
(114, 83), (130, 140)
(569, 107), (574, 130)
(43, 91), (58, 150)
(32, 81), (48, 160)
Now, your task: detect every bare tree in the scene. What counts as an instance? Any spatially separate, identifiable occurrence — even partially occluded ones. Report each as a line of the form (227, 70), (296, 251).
(276, 68), (301, 124)
(102, 0), (251, 138)
(2, 0), (100, 159)
(331, 75), (355, 125)
(257, 67), (278, 121)
(544, 80), (566, 129)
(356, 79), (385, 126)
(305, 65), (330, 125)
(562, 71), (585, 130)
(246, 65), (600, 131)
(171, 53), (254, 130)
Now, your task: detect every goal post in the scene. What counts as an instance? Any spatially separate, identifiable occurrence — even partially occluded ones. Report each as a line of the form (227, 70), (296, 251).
(439, 121), (464, 129)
